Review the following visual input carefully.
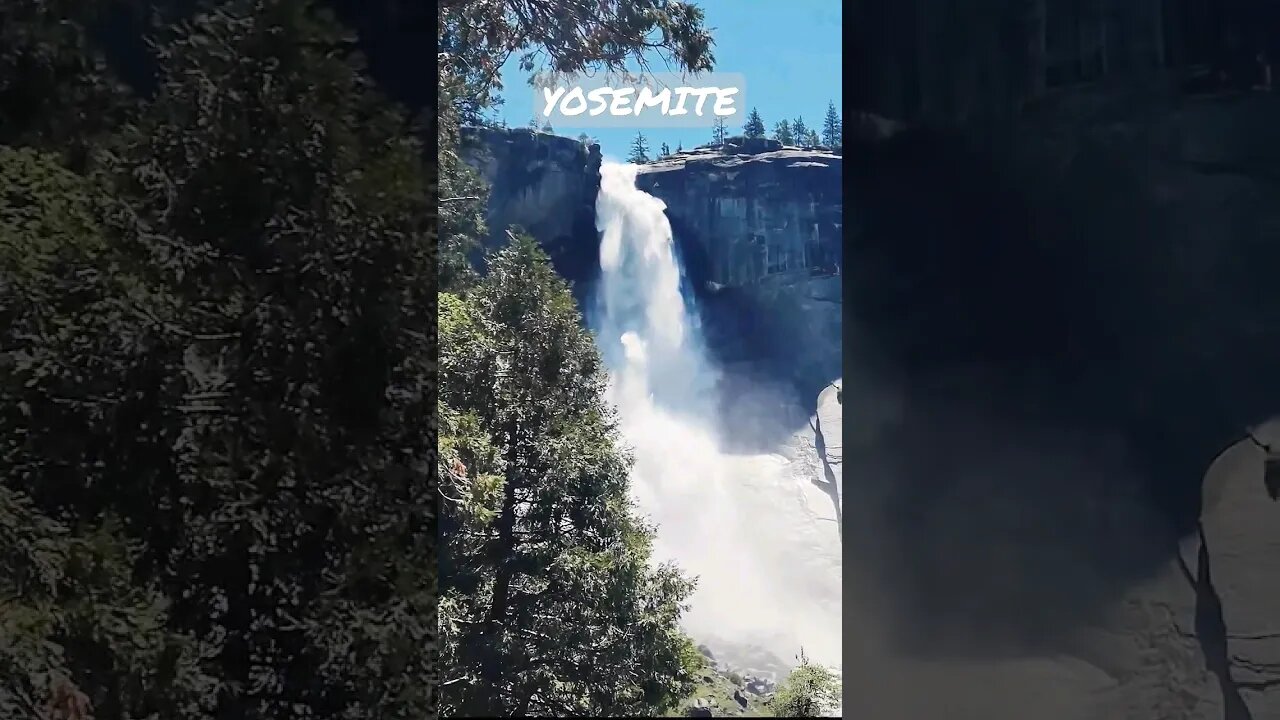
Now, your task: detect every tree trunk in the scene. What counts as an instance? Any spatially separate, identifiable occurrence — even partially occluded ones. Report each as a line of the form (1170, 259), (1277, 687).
(481, 419), (522, 715)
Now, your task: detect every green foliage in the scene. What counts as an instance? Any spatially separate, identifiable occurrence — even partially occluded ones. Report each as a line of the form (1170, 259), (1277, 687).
(0, 0), (134, 157)
(2, 1), (437, 717)
(438, 237), (699, 716)
(0, 188), (217, 712)
(0, 485), (219, 720)
(439, 0), (714, 102)
(769, 650), (841, 717)
(743, 107), (766, 139)
(0, 145), (106, 285)
(94, 3), (435, 716)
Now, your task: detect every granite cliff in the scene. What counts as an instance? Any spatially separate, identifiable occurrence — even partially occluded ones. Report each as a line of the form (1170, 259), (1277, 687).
(460, 129), (844, 409)
(635, 141), (843, 406)
(459, 126), (603, 284)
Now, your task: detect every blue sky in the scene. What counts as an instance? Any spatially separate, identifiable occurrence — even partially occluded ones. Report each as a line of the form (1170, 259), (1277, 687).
(488, 0), (843, 162)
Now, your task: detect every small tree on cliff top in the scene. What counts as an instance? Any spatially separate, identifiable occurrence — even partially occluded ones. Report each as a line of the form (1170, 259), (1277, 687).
(773, 119), (794, 145)
(822, 100), (841, 149)
(743, 106), (765, 138)
(791, 115), (809, 145)
(628, 131), (651, 163)
(711, 116), (727, 146)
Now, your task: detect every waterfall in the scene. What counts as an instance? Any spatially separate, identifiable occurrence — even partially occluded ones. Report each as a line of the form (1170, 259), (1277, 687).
(591, 161), (842, 682)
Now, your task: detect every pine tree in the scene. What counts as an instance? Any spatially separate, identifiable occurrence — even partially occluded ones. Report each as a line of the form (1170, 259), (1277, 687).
(773, 119), (794, 145)
(821, 100), (842, 149)
(577, 132), (591, 145)
(743, 106), (766, 138)
(805, 128), (821, 147)
(439, 237), (700, 716)
(660, 141), (671, 156)
(628, 131), (651, 163)
(676, 141), (683, 152)
(792, 116), (809, 145)
(542, 120), (554, 133)
(528, 116), (540, 130)
(712, 116), (727, 146)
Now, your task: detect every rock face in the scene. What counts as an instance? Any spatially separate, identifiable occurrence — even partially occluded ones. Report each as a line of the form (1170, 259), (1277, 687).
(635, 145), (841, 289)
(636, 144), (843, 399)
(460, 126), (602, 283)
(460, 128), (844, 404)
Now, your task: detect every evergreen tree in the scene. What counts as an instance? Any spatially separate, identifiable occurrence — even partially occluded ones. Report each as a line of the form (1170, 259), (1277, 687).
(528, 116), (540, 130)
(712, 116), (727, 146)
(792, 116), (809, 145)
(577, 132), (591, 145)
(628, 131), (651, 163)
(439, 238), (700, 716)
(773, 119), (794, 145)
(661, 141), (671, 156)
(821, 100), (842, 149)
(805, 128), (821, 147)
(676, 141), (683, 152)
(542, 120), (554, 133)
(743, 107), (766, 138)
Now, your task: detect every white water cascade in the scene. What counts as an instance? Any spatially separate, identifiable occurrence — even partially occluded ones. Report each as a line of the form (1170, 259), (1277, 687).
(591, 162), (843, 682)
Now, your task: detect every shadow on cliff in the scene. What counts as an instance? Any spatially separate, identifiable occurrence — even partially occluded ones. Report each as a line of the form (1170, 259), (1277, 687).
(665, 213), (839, 454)
(809, 412), (842, 541)
(843, 123), (1280, 660)
(1177, 523), (1255, 720)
